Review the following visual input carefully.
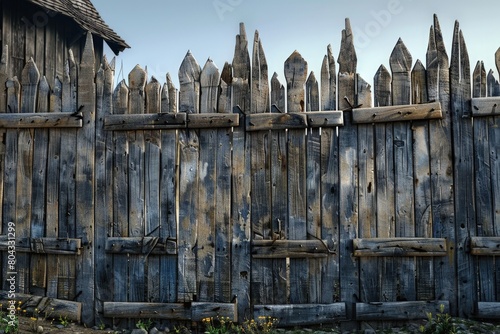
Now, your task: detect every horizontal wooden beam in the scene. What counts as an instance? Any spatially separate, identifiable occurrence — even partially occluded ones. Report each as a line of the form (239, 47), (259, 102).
(476, 302), (500, 318)
(103, 302), (237, 321)
(351, 101), (442, 124)
(104, 112), (239, 130)
(246, 111), (343, 131)
(470, 237), (500, 256)
(0, 236), (81, 255)
(105, 237), (177, 255)
(0, 112), (83, 128)
(253, 303), (346, 326)
(471, 97), (500, 116)
(252, 239), (335, 258)
(353, 238), (447, 257)
(0, 291), (81, 323)
(356, 301), (449, 321)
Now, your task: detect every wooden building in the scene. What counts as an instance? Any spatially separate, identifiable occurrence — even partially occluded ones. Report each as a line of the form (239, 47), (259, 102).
(1, 0), (128, 83)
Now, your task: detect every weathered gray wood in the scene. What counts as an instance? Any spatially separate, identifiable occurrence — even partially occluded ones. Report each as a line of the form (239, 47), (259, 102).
(103, 302), (236, 321)
(127, 65), (147, 306)
(470, 237), (500, 255)
(472, 60), (495, 305)
(188, 113), (239, 128)
(356, 74), (378, 305)
(112, 80), (129, 305)
(356, 301), (449, 321)
(253, 303), (346, 326)
(17, 59), (39, 295)
(231, 23), (252, 320)
(31, 75), (50, 292)
(353, 238), (447, 257)
(0, 236), (81, 254)
(0, 112), (82, 128)
(160, 77), (178, 303)
(250, 29), (273, 305)
(46, 76), (62, 298)
(75, 32), (96, 324)
(351, 101), (441, 124)
(476, 302), (500, 318)
(471, 97), (500, 116)
(214, 62), (232, 302)
(427, 15), (456, 314)
(338, 19), (359, 328)
(390, 38), (415, 303)
(270, 73), (287, 304)
(494, 49), (500, 301)
(450, 21), (476, 317)
(252, 240), (332, 258)
(373, 63), (396, 306)
(178, 51), (201, 301)
(245, 111), (342, 131)
(0, 291), (81, 323)
(285, 50), (308, 303)
(197, 58), (220, 301)
(306, 71), (322, 302)
(106, 237), (177, 255)
(94, 57), (115, 323)
(145, 76), (162, 303)
(104, 113), (186, 130)
(319, 45), (339, 304)
(58, 51), (78, 301)
(411, 59), (434, 301)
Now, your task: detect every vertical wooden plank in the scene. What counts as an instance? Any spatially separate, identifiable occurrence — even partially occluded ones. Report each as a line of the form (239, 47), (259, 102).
(215, 63), (232, 302)
(75, 33), (96, 325)
(494, 51), (500, 301)
(58, 52), (77, 301)
(198, 59), (219, 301)
(270, 73), (287, 304)
(178, 51), (201, 301)
(284, 50), (308, 303)
(160, 74), (177, 302)
(473, 61), (494, 306)
(374, 65), (397, 313)
(11, 1), (25, 79)
(127, 65), (147, 305)
(46, 77), (62, 298)
(31, 75), (50, 294)
(112, 80), (129, 305)
(426, 15), (456, 315)
(357, 75), (377, 307)
(0, 46), (8, 237)
(337, 18), (359, 328)
(250, 30), (273, 305)
(18, 59), (39, 294)
(306, 71), (322, 303)
(411, 60), (434, 301)
(2, 77), (19, 291)
(145, 76), (162, 303)
(231, 22), (252, 321)
(95, 57), (115, 323)
(450, 22), (475, 317)
(319, 46), (339, 304)
(390, 39), (416, 302)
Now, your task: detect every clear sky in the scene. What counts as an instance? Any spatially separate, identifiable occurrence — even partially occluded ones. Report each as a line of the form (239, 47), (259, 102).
(92, 0), (500, 98)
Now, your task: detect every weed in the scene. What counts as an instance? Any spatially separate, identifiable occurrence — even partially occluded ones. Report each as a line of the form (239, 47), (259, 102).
(59, 315), (71, 327)
(136, 318), (153, 331)
(420, 304), (456, 334)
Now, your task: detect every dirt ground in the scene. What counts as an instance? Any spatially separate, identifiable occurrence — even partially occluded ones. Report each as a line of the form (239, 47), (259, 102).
(17, 316), (114, 333)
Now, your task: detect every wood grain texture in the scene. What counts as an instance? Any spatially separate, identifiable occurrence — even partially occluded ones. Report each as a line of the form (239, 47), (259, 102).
(351, 102), (441, 124)
(353, 238), (447, 257)
(450, 21), (476, 317)
(356, 301), (449, 321)
(75, 33), (96, 325)
(231, 23), (252, 321)
(338, 19), (359, 329)
(253, 303), (346, 326)
(285, 50), (308, 303)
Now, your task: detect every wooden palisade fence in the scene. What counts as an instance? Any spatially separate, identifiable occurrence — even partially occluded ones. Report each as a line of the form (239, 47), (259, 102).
(0, 15), (499, 331)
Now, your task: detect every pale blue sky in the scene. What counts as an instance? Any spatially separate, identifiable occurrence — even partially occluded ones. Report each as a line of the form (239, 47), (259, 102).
(92, 0), (500, 95)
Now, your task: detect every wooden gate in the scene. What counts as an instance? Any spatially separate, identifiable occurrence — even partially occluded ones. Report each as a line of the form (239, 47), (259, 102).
(0, 15), (499, 331)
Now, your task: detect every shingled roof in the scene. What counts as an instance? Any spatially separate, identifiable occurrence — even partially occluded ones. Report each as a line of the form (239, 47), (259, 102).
(26, 0), (129, 54)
